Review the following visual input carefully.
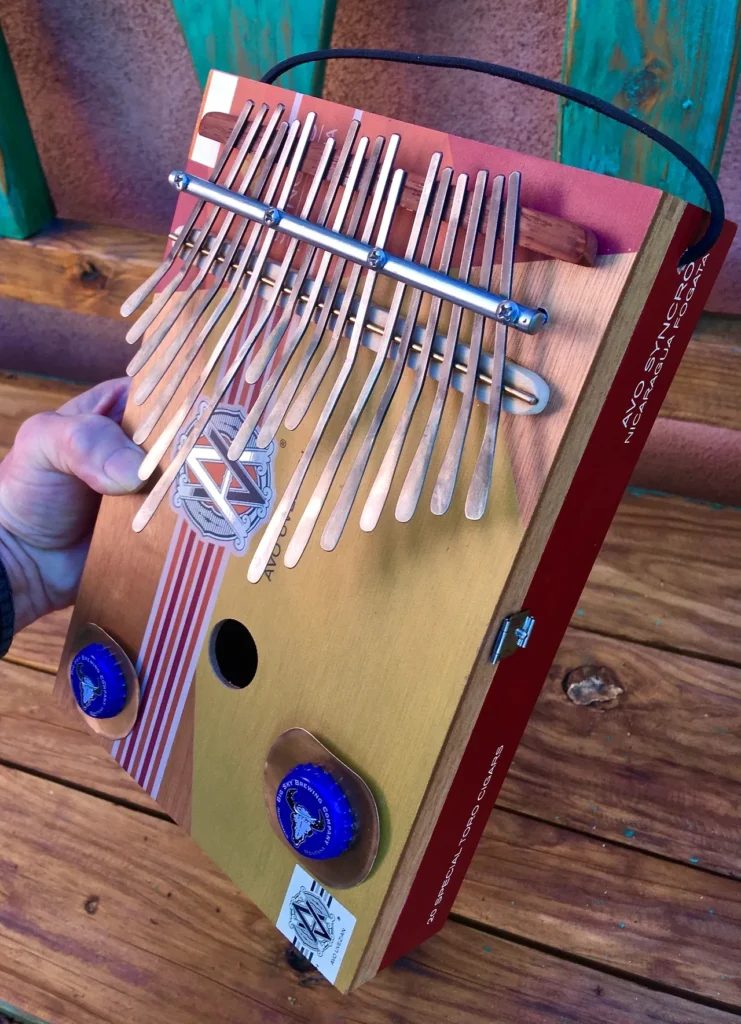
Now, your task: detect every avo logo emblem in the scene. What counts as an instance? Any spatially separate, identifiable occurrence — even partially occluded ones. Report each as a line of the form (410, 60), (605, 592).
(173, 402), (275, 553)
(288, 887), (335, 954)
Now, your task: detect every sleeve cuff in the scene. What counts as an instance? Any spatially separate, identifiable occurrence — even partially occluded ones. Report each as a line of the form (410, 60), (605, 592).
(0, 556), (15, 659)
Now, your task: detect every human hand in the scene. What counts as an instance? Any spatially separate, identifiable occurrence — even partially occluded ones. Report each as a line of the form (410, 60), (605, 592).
(0, 378), (144, 632)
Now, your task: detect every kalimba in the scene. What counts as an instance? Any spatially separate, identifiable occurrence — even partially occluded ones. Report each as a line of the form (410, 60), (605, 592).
(54, 60), (734, 991)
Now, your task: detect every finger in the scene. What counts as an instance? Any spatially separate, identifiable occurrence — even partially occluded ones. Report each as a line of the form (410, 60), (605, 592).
(14, 410), (145, 495)
(57, 378), (131, 423)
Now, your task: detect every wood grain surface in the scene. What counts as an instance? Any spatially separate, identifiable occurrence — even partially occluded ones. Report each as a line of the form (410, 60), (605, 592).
(662, 313), (741, 431)
(0, 658), (157, 812)
(461, 807), (741, 1006)
(7, 608), (70, 674)
(7, 618), (741, 1007)
(0, 765), (737, 1024)
(557, 0), (741, 207)
(570, 488), (741, 662)
(0, 221), (163, 319)
(501, 628), (741, 876)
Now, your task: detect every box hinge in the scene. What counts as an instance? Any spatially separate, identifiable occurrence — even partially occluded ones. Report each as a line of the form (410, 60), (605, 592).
(490, 611), (535, 663)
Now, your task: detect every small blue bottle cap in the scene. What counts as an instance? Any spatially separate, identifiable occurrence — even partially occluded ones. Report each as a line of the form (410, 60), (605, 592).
(275, 763), (356, 860)
(70, 642), (127, 719)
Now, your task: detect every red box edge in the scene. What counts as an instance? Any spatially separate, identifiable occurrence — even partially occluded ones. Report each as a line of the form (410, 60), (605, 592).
(378, 207), (738, 972)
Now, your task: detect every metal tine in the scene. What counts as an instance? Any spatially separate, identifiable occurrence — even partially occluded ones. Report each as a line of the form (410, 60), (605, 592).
(128, 103), (275, 383)
(254, 136), (385, 449)
(465, 170), (520, 520)
(317, 152), (442, 553)
(432, 175), (503, 516)
(322, 161), (451, 552)
(246, 165), (405, 582)
(132, 121), (298, 462)
(132, 115), (290, 420)
(283, 135), (402, 433)
(232, 133), (369, 451)
(124, 105), (268, 347)
(359, 172), (468, 533)
(135, 113), (312, 468)
(132, 113), (318, 529)
(212, 127), (336, 396)
(396, 170), (487, 522)
(283, 168), (406, 569)
(121, 100), (254, 318)
(241, 121), (362, 391)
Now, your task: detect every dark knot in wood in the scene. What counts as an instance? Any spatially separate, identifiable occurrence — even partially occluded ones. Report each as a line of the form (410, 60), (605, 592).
(622, 59), (666, 112)
(77, 260), (107, 291)
(563, 665), (624, 707)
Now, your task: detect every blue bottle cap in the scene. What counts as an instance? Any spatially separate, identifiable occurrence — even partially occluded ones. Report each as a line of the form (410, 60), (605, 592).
(275, 763), (356, 860)
(70, 642), (127, 719)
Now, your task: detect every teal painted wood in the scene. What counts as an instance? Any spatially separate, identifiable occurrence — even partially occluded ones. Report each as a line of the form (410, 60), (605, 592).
(0, 28), (54, 239)
(556, 0), (741, 207)
(0, 996), (51, 1024)
(171, 0), (337, 96)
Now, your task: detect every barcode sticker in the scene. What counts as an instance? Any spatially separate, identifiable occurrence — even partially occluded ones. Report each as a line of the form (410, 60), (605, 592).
(276, 865), (356, 984)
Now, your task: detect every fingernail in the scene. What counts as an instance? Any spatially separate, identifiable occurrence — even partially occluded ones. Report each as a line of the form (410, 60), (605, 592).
(104, 445), (146, 491)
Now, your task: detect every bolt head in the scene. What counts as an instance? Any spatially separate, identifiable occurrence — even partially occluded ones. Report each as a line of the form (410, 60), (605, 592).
(499, 300), (518, 324)
(169, 170), (188, 190)
(367, 248), (386, 270)
(263, 208), (281, 227)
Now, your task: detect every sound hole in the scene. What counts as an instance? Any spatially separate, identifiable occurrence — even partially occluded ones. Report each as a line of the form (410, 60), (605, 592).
(209, 619), (258, 689)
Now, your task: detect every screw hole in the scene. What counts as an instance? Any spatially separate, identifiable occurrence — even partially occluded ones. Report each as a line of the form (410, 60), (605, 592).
(209, 618), (258, 689)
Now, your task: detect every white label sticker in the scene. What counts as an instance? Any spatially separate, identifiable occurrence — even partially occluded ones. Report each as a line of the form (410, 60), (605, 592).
(276, 865), (356, 984)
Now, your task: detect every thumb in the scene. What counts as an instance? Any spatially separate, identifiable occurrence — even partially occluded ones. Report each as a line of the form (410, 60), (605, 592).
(14, 409), (146, 495)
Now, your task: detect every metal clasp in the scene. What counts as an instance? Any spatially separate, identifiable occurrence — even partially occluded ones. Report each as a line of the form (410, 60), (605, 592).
(490, 611), (535, 663)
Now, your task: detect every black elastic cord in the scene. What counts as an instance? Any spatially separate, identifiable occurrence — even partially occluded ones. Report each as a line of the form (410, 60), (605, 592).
(262, 48), (724, 266)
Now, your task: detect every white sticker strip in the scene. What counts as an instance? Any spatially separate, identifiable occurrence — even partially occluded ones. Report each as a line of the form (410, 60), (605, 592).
(192, 70), (239, 168)
(276, 865), (356, 984)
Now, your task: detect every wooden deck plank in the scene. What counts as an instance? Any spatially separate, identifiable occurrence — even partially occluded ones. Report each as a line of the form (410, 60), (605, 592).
(0, 221), (163, 319)
(9, 484), (741, 678)
(9, 621), (741, 899)
(0, 659), (157, 813)
(663, 314), (741, 432)
(460, 808), (741, 1007)
(5, 627), (741, 1004)
(501, 627), (741, 877)
(7, 609), (70, 674)
(0, 765), (735, 1024)
(1, 254), (740, 434)
(571, 488), (741, 662)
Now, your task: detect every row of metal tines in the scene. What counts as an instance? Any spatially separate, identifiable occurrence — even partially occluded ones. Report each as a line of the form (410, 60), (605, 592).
(120, 98), (531, 580)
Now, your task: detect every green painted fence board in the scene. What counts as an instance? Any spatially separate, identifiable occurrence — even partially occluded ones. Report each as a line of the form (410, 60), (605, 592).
(556, 0), (741, 206)
(171, 0), (338, 96)
(0, 28), (54, 239)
